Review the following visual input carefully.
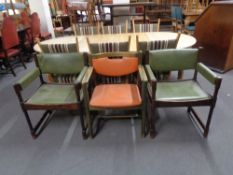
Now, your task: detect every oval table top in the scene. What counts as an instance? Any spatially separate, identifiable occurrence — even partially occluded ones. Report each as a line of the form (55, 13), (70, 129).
(34, 32), (196, 53)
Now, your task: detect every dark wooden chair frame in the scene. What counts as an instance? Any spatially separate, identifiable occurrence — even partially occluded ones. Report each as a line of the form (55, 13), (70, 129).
(82, 52), (148, 138)
(14, 53), (88, 139)
(145, 49), (222, 138)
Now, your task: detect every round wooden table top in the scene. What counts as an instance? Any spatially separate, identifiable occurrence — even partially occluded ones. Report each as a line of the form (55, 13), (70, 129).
(34, 32), (196, 53)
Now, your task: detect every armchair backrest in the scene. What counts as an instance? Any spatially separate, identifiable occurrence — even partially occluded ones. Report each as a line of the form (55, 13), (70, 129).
(87, 36), (131, 54)
(137, 33), (180, 52)
(90, 52), (140, 83)
(149, 49), (198, 72)
(36, 53), (86, 75)
(92, 57), (138, 77)
(1, 16), (19, 50)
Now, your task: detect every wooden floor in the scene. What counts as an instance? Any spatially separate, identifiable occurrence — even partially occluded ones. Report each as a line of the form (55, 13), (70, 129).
(0, 58), (233, 175)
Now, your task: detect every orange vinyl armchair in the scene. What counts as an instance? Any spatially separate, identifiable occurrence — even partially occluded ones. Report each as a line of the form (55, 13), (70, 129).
(82, 52), (148, 138)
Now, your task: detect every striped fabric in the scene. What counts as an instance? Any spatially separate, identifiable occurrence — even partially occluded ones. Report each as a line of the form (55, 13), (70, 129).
(146, 40), (169, 50)
(40, 43), (77, 53)
(98, 42), (120, 52)
(50, 74), (79, 84)
(134, 23), (159, 33)
(77, 25), (99, 35)
(102, 25), (126, 34)
(138, 39), (177, 51)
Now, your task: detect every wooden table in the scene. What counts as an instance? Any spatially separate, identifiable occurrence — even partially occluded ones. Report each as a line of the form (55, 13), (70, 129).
(34, 32), (196, 53)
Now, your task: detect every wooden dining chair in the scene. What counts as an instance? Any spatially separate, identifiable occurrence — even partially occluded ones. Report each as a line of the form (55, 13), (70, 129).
(101, 21), (128, 34)
(0, 16), (26, 76)
(87, 36), (131, 54)
(82, 51), (148, 138)
(132, 18), (160, 33)
(14, 52), (88, 139)
(145, 49), (222, 138)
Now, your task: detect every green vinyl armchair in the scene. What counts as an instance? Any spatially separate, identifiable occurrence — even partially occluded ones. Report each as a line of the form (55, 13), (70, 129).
(145, 49), (222, 138)
(82, 52), (148, 138)
(14, 53), (88, 139)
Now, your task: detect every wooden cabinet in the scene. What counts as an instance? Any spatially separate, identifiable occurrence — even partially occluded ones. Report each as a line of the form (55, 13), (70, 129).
(194, 1), (233, 73)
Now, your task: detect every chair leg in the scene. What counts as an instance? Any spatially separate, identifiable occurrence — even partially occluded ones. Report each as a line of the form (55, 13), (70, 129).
(204, 105), (215, 138)
(149, 101), (157, 138)
(22, 107), (54, 139)
(19, 53), (27, 69)
(4, 58), (16, 76)
(188, 105), (215, 138)
(79, 103), (88, 139)
(141, 107), (145, 137)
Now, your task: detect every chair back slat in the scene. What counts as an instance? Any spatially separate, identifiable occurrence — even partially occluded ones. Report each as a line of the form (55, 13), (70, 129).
(149, 49), (198, 71)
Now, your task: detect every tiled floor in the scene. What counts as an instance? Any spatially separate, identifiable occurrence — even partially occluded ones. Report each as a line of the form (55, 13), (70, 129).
(0, 57), (233, 175)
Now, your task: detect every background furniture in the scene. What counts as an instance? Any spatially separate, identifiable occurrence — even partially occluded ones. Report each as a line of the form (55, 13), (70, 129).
(14, 52), (88, 138)
(145, 49), (222, 138)
(194, 1), (233, 73)
(0, 16), (26, 76)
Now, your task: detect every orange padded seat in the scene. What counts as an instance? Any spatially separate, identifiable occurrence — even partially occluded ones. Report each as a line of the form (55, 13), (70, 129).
(90, 84), (141, 108)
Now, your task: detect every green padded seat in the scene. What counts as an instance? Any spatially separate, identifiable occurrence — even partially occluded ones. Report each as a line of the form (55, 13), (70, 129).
(156, 80), (211, 102)
(26, 84), (77, 105)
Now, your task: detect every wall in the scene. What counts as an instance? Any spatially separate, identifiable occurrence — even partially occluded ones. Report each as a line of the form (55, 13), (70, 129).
(28, 0), (55, 37)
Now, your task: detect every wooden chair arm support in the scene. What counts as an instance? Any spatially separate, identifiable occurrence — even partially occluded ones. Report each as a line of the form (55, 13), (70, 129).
(145, 64), (157, 99)
(138, 65), (148, 83)
(82, 67), (94, 85)
(82, 67), (94, 104)
(14, 68), (40, 91)
(74, 66), (88, 90)
(145, 65), (157, 84)
(197, 63), (222, 86)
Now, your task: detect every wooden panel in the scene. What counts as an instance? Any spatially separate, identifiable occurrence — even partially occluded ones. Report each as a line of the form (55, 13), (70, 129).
(194, 1), (233, 73)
